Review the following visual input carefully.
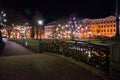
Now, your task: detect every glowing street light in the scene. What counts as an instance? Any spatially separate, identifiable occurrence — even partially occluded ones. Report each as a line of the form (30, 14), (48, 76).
(38, 20), (43, 25)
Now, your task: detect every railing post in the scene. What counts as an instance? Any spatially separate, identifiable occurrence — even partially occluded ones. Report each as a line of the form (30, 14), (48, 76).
(110, 42), (120, 79)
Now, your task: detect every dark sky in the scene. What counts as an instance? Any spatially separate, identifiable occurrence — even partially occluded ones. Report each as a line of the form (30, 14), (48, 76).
(0, 0), (119, 23)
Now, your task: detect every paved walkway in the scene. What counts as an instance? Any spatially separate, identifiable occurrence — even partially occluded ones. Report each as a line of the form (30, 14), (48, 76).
(1, 38), (34, 56)
(0, 53), (110, 80)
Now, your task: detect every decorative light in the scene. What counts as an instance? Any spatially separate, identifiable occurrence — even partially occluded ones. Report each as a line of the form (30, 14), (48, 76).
(73, 17), (76, 20)
(58, 24), (61, 27)
(81, 28), (83, 31)
(88, 51), (91, 58)
(61, 26), (64, 29)
(65, 25), (68, 27)
(68, 31), (71, 33)
(73, 31), (75, 34)
(78, 26), (80, 29)
(3, 19), (7, 23)
(56, 28), (59, 31)
(3, 13), (6, 17)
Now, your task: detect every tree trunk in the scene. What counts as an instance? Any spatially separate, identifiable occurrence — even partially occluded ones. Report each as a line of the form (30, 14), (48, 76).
(0, 30), (2, 42)
(8, 32), (11, 38)
(31, 25), (34, 39)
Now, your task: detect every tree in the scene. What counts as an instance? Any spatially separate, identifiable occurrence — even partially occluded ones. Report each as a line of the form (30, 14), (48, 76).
(68, 14), (78, 41)
(51, 17), (67, 39)
(2, 10), (29, 38)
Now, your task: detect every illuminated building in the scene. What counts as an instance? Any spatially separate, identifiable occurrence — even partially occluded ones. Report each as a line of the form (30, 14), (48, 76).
(82, 16), (120, 38)
(1, 25), (31, 39)
(44, 16), (120, 39)
(44, 25), (54, 39)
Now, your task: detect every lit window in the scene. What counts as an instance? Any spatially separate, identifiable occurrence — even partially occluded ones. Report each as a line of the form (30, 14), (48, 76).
(114, 29), (116, 32)
(111, 29), (112, 32)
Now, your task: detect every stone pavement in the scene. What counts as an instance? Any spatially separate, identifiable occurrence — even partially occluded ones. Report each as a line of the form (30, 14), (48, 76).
(0, 53), (110, 80)
(1, 38), (34, 56)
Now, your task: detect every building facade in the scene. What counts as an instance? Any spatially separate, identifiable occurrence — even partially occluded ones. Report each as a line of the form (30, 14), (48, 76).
(1, 25), (31, 39)
(82, 16), (120, 38)
(44, 25), (54, 39)
(44, 16), (119, 39)
(1, 16), (119, 39)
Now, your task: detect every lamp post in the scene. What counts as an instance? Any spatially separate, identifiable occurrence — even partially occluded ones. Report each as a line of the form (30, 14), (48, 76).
(115, 0), (119, 37)
(38, 19), (44, 53)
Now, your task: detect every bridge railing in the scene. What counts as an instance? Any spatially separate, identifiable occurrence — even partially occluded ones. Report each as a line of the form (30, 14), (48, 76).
(42, 39), (110, 74)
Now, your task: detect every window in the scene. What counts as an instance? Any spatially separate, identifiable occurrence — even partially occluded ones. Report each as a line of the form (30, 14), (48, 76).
(114, 29), (116, 32)
(110, 29), (112, 32)
(104, 25), (106, 28)
(101, 30), (103, 32)
(104, 25), (105, 28)
(114, 25), (115, 27)
(104, 30), (106, 32)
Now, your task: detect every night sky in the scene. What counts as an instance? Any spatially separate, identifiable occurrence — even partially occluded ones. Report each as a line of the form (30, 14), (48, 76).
(0, 0), (119, 23)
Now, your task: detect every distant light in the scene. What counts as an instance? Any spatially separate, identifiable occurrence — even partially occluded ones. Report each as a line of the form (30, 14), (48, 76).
(79, 25), (81, 27)
(3, 19), (7, 23)
(74, 21), (77, 24)
(78, 26), (80, 29)
(68, 31), (71, 33)
(88, 51), (91, 58)
(58, 24), (61, 27)
(12, 24), (14, 26)
(1, 11), (4, 14)
(56, 28), (59, 31)
(73, 32), (75, 34)
(3, 13), (6, 17)
(61, 26), (64, 29)
(65, 25), (68, 27)
(81, 28), (83, 31)
(73, 17), (76, 20)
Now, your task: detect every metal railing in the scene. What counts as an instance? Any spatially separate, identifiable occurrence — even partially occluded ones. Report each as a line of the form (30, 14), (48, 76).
(42, 39), (110, 74)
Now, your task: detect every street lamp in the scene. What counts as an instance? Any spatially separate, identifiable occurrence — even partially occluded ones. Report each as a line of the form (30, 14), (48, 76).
(37, 19), (44, 53)
(115, 0), (119, 37)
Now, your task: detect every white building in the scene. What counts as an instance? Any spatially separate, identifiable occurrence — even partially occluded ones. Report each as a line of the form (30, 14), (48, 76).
(44, 24), (54, 39)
